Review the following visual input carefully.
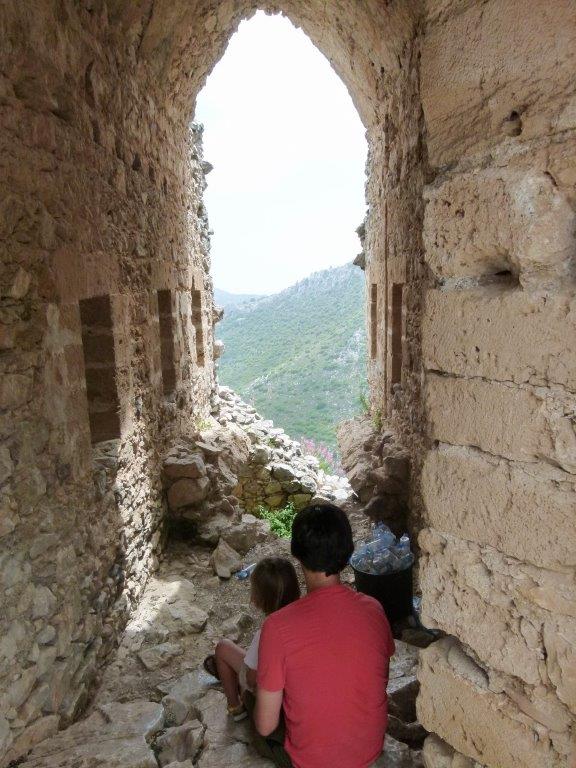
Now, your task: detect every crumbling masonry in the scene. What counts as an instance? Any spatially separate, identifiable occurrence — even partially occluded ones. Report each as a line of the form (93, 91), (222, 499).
(0, 1), (575, 767)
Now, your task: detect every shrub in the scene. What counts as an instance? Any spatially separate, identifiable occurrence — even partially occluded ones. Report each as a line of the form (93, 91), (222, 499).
(256, 502), (297, 539)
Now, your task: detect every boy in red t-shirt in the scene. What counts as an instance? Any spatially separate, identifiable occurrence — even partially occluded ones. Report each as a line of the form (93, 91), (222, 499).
(251, 503), (395, 768)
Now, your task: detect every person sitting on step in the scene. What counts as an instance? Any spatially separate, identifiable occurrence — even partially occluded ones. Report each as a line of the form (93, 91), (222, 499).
(203, 556), (301, 721)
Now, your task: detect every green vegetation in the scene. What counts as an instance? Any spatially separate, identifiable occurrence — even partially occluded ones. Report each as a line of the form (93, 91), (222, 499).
(216, 263), (367, 449)
(256, 502), (297, 539)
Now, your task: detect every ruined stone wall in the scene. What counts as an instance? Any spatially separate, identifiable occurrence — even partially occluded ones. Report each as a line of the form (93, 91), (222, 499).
(3, 1), (575, 767)
(363, 21), (428, 534)
(0, 4), (216, 761)
(415, 2), (576, 766)
(0, 1), (421, 762)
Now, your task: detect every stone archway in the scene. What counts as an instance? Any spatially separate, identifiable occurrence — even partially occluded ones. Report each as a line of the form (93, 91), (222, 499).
(1, 1), (575, 767)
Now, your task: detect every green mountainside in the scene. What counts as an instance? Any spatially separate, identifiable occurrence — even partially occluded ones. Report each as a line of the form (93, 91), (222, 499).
(216, 263), (366, 449)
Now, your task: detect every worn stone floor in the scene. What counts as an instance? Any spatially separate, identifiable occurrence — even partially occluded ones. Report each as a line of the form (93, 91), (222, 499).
(18, 511), (425, 768)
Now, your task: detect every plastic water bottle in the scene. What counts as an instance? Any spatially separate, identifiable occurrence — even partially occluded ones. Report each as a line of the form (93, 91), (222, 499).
(398, 534), (410, 552)
(235, 563), (257, 580)
(373, 523), (396, 548)
(395, 534), (414, 571)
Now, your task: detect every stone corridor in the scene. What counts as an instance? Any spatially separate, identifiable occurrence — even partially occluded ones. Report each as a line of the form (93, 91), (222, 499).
(14, 518), (425, 768)
(1, 1), (576, 767)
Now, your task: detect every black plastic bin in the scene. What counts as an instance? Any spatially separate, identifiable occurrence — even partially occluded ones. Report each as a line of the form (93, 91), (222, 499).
(352, 563), (413, 622)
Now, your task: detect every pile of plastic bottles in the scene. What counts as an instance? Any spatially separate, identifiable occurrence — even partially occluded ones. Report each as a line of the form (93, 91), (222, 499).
(350, 523), (414, 575)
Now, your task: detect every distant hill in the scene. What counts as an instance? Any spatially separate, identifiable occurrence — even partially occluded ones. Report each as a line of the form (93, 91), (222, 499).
(216, 263), (366, 449)
(214, 288), (265, 308)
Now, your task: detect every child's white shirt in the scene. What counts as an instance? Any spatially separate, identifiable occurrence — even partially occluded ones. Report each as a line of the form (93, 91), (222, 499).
(239, 629), (261, 693)
(244, 628), (261, 670)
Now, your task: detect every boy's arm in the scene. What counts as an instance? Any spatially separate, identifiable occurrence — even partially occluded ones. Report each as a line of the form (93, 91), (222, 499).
(255, 617), (286, 736)
(254, 688), (283, 736)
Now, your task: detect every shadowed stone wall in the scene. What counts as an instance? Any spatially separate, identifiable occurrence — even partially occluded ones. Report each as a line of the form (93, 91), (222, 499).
(0, 1), (574, 766)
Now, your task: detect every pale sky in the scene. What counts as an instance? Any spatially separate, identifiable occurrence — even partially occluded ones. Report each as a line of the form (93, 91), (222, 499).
(195, 11), (368, 296)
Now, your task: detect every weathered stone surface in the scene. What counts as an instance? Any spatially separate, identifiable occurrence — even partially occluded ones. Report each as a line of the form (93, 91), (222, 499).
(222, 514), (270, 555)
(422, 734), (484, 768)
(423, 170), (576, 289)
(420, 528), (576, 711)
(417, 639), (568, 768)
(163, 454), (206, 482)
(138, 643), (184, 671)
(371, 735), (424, 767)
(159, 671), (218, 727)
(210, 540), (241, 579)
(167, 477), (211, 510)
(422, 445), (576, 569)
(156, 720), (204, 766)
(426, 374), (576, 473)
(16, 702), (163, 768)
(423, 288), (576, 391)
(421, 0), (576, 166)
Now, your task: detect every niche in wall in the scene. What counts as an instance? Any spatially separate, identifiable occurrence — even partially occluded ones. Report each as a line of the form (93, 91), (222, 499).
(390, 283), (404, 387)
(370, 283), (378, 360)
(79, 295), (121, 444)
(157, 289), (176, 395)
(191, 286), (205, 367)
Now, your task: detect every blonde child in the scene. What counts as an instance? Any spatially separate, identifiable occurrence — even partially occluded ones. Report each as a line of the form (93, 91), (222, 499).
(204, 556), (300, 720)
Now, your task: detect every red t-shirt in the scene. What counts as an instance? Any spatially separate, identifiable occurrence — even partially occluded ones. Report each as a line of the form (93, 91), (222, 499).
(257, 583), (395, 768)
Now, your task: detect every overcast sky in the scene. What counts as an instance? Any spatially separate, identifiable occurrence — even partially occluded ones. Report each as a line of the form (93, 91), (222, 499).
(195, 11), (368, 296)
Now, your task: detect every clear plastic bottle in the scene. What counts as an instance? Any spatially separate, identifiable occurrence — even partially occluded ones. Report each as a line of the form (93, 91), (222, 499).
(398, 534), (410, 552)
(394, 534), (414, 570)
(235, 563), (257, 580)
(373, 523), (396, 548)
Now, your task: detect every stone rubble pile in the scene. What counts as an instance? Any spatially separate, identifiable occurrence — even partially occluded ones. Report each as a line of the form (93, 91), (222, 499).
(14, 534), (425, 768)
(338, 415), (410, 536)
(162, 387), (353, 570)
(213, 386), (352, 511)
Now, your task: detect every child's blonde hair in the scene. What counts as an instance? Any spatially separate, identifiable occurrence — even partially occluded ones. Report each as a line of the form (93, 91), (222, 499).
(251, 557), (300, 615)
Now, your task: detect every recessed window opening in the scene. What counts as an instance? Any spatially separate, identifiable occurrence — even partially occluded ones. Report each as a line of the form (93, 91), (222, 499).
(195, 11), (368, 468)
(79, 295), (121, 444)
(191, 286), (205, 367)
(157, 289), (176, 395)
(390, 283), (404, 387)
(370, 284), (378, 360)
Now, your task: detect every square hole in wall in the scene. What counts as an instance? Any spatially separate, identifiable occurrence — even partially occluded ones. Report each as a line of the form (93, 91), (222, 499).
(191, 287), (205, 367)
(79, 295), (121, 444)
(157, 289), (177, 395)
(390, 282), (404, 387)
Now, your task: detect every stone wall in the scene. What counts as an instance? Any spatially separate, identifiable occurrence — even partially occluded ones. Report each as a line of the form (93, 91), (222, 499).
(415, 2), (576, 766)
(1, 1), (421, 759)
(0, 4), (217, 760)
(2, 1), (575, 766)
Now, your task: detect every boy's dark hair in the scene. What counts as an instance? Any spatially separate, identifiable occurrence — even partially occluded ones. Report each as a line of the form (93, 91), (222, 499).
(251, 556), (301, 615)
(290, 503), (354, 576)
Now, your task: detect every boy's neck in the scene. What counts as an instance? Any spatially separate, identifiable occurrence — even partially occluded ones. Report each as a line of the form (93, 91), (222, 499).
(303, 569), (341, 593)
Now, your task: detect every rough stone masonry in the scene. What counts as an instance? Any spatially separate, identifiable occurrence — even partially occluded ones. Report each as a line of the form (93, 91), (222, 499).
(0, 1), (575, 767)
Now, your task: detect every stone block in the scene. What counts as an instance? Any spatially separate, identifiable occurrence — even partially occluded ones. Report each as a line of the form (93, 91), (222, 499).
(163, 454), (206, 482)
(425, 374), (576, 473)
(421, 0), (576, 166)
(423, 287), (576, 391)
(210, 539), (241, 579)
(156, 720), (204, 766)
(422, 445), (576, 570)
(0, 373), (32, 410)
(222, 514), (270, 555)
(419, 528), (576, 708)
(422, 734), (483, 768)
(167, 477), (210, 510)
(423, 170), (576, 289)
(417, 638), (567, 768)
